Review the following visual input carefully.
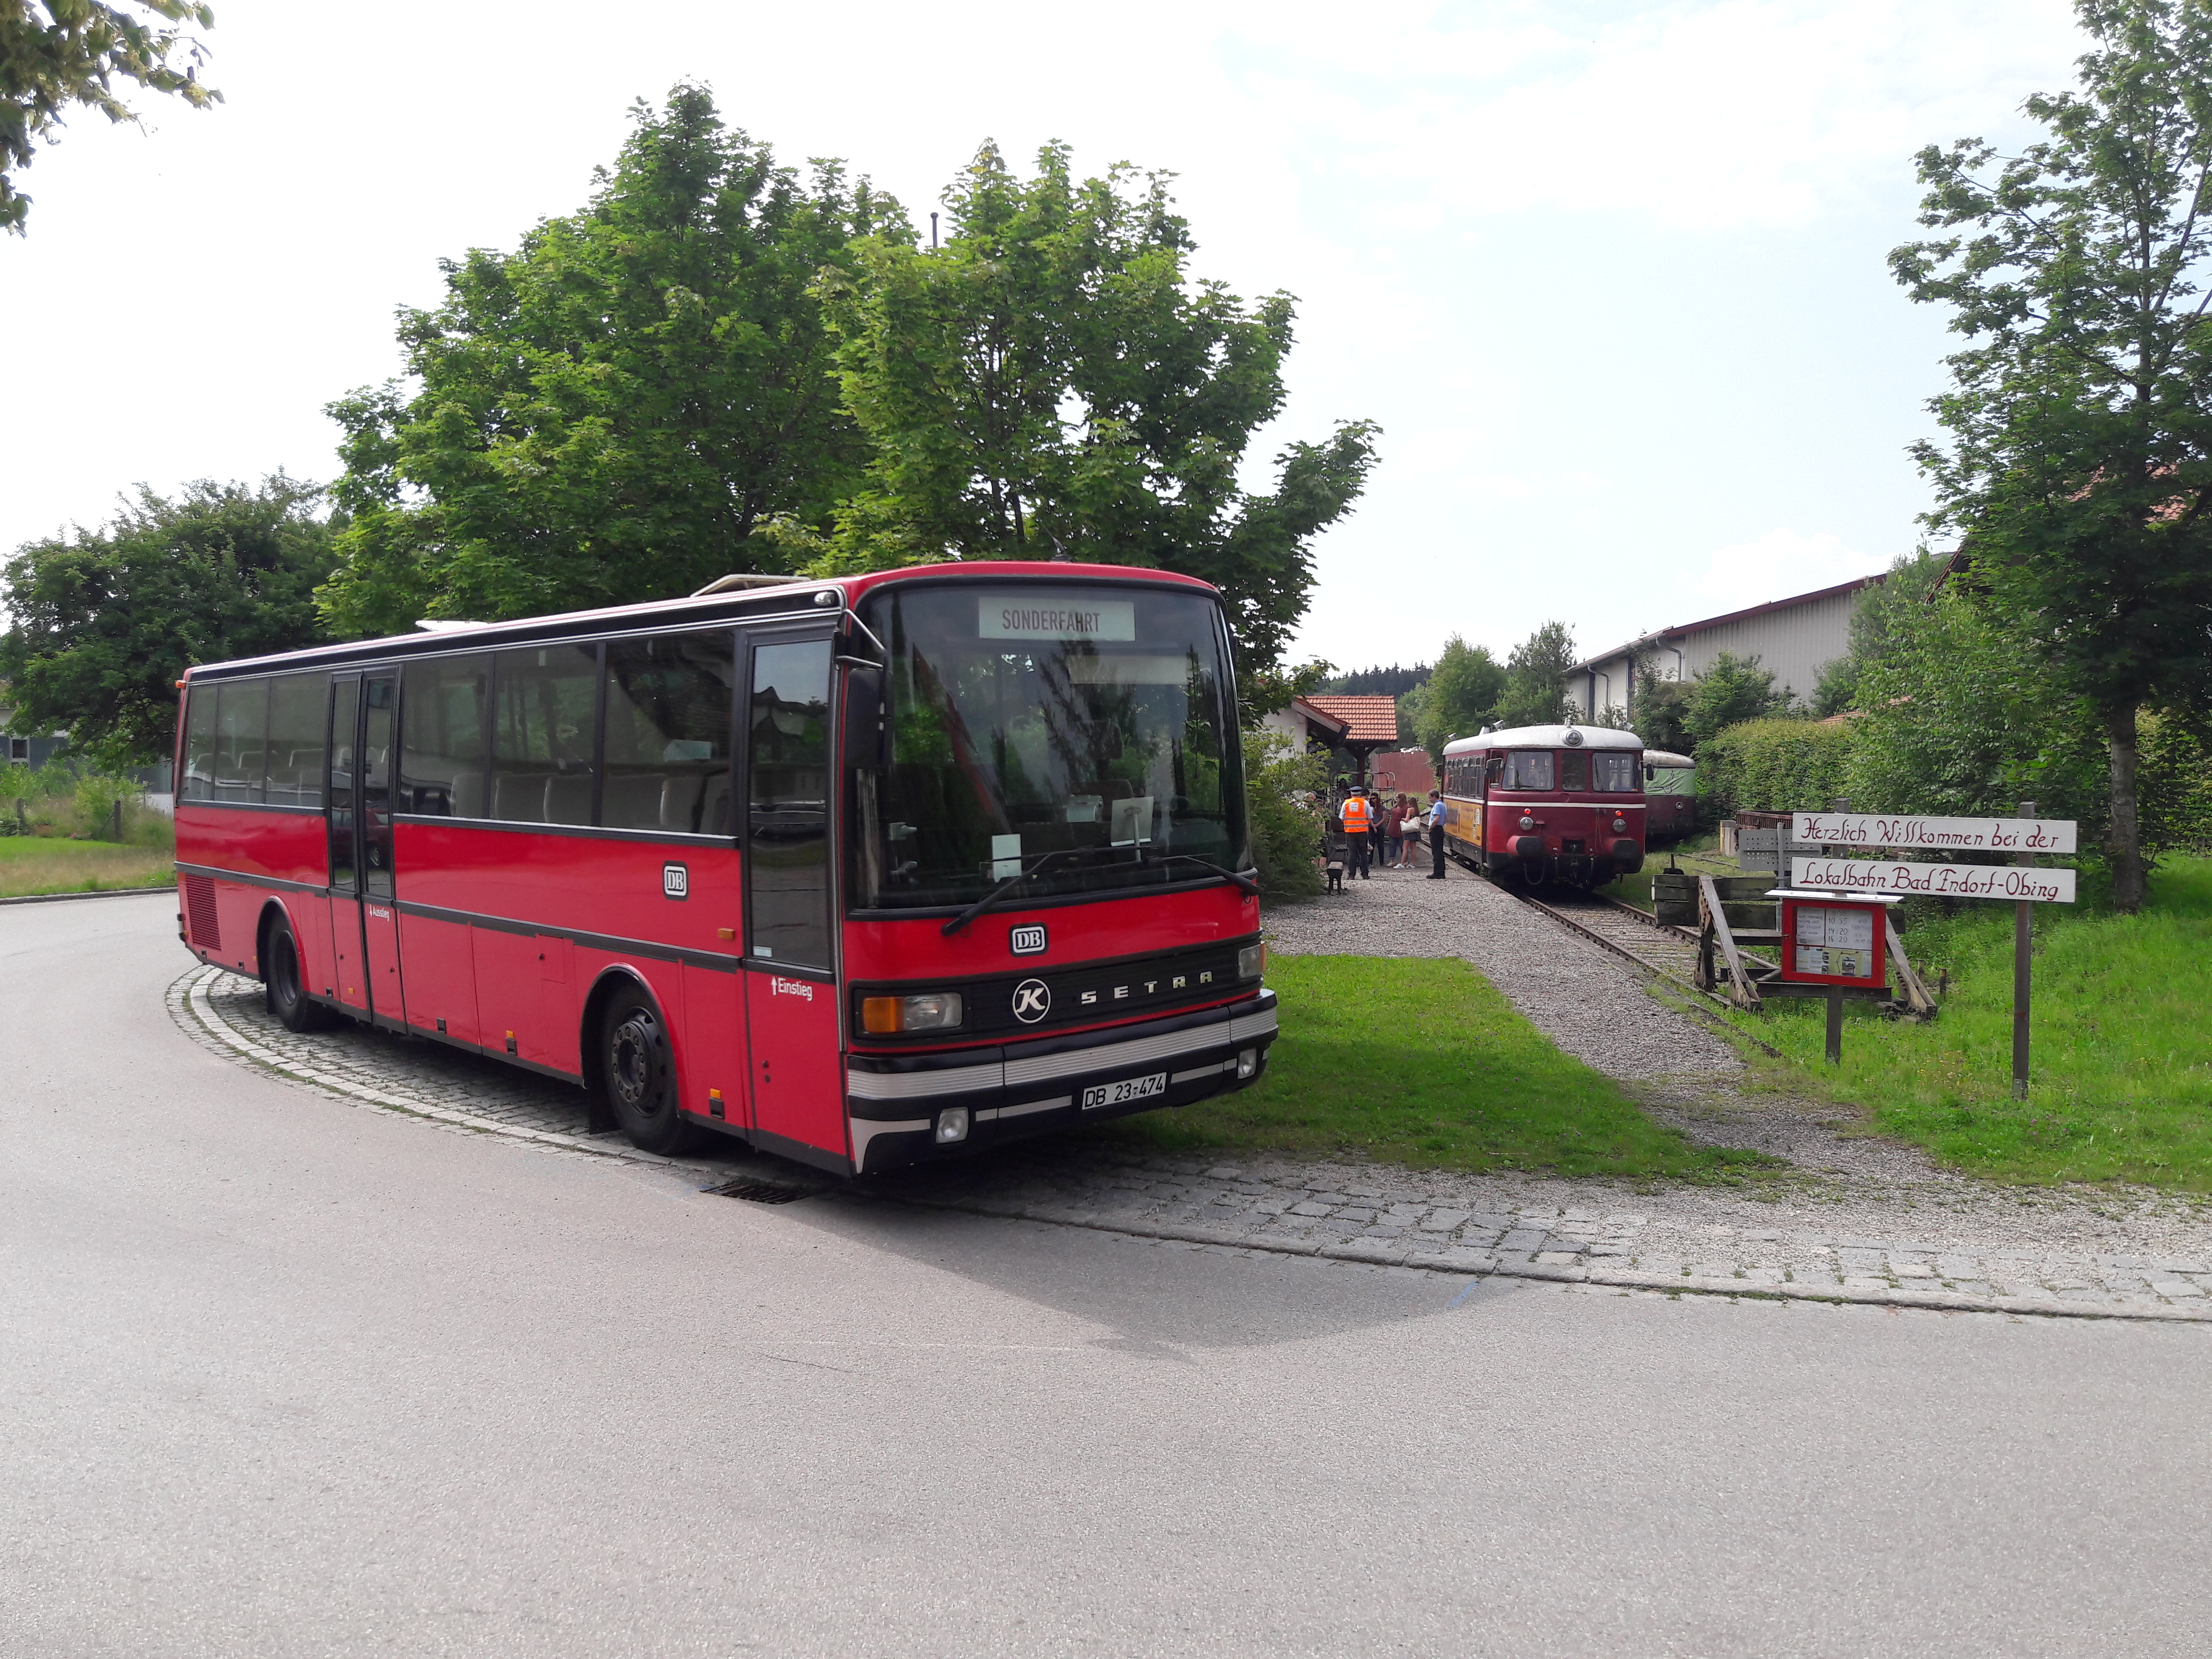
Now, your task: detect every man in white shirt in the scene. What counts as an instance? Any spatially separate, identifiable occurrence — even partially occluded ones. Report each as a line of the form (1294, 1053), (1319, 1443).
(1426, 789), (1448, 879)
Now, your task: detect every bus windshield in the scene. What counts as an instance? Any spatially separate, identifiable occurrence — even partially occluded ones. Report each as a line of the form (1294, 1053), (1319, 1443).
(849, 582), (1248, 910)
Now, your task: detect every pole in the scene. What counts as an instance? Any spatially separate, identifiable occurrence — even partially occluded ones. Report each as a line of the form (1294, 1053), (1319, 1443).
(2013, 798), (2034, 1100)
(1825, 986), (1843, 1065)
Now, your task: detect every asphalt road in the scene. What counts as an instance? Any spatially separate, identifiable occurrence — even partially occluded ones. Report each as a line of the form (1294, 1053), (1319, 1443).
(4, 894), (2208, 1658)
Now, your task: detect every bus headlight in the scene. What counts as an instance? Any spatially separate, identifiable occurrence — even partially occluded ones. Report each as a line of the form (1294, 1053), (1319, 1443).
(1238, 943), (1265, 981)
(935, 1107), (970, 1144)
(861, 991), (964, 1034)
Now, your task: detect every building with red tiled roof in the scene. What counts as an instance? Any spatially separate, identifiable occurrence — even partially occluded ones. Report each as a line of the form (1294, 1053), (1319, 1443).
(1301, 696), (1399, 745)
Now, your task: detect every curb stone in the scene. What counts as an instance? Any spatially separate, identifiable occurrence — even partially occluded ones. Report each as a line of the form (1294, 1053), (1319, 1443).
(1, 884), (173, 906)
(171, 966), (2212, 1326)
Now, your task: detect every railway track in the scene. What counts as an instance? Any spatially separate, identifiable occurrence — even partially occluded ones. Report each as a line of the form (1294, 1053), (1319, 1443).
(1491, 878), (1786, 1057)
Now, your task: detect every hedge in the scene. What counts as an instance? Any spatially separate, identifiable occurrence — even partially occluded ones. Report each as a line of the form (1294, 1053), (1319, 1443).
(1695, 718), (1857, 817)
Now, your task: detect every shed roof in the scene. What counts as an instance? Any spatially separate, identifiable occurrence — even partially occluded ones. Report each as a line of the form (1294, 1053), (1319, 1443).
(1570, 574), (1884, 675)
(1303, 695), (1399, 744)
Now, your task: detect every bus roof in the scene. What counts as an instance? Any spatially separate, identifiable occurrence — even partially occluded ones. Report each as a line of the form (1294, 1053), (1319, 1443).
(1441, 724), (1641, 757)
(182, 561), (1222, 681)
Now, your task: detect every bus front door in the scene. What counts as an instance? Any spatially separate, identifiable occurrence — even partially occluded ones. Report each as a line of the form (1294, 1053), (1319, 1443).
(739, 633), (846, 1164)
(326, 672), (407, 1026)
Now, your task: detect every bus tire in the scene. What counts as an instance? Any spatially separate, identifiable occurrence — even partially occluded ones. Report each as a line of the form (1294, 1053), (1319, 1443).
(600, 986), (695, 1155)
(264, 910), (335, 1034)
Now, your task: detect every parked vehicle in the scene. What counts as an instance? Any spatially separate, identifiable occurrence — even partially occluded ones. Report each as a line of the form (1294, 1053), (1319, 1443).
(1437, 724), (1645, 888)
(1642, 749), (1697, 841)
(173, 563), (1276, 1174)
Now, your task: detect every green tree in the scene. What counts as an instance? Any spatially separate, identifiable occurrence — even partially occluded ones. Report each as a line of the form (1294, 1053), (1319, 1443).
(1408, 634), (1504, 756)
(1681, 651), (1787, 748)
(1, 0), (219, 234)
(318, 86), (900, 636)
(1892, 0), (2212, 909)
(1493, 621), (1575, 729)
(816, 139), (1378, 680)
(1810, 550), (1950, 715)
(1628, 649), (1692, 752)
(1, 476), (333, 764)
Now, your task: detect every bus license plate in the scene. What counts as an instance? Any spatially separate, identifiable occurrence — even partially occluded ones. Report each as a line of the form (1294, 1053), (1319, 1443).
(1081, 1072), (1167, 1110)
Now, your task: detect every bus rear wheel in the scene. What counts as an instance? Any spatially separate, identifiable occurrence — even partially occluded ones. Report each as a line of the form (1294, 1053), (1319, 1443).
(600, 989), (695, 1155)
(265, 913), (335, 1034)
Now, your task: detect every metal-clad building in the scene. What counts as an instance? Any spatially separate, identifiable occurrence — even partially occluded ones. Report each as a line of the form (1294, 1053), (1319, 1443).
(1570, 576), (1878, 724)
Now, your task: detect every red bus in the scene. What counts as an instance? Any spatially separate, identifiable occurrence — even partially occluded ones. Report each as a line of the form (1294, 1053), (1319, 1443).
(173, 563), (1277, 1174)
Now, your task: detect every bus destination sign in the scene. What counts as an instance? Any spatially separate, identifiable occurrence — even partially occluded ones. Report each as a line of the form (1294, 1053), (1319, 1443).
(1790, 857), (2077, 904)
(1790, 812), (2078, 855)
(978, 597), (1137, 641)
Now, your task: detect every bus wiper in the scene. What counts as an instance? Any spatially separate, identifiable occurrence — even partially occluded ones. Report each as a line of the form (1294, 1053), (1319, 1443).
(1139, 851), (1261, 898)
(940, 847), (1117, 937)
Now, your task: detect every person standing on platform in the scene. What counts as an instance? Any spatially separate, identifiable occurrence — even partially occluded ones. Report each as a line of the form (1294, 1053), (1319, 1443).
(1427, 789), (1448, 879)
(1339, 786), (1374, 880)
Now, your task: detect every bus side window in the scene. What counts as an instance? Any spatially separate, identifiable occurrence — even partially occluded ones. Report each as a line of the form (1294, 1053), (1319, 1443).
(213, 679), (270, 803)
(401, 655), (489, 817)
(603, 632), (736, 834)
(266, 672), (328, 809)
(490, 645), (599, 825)
(182, 683), (218, 802)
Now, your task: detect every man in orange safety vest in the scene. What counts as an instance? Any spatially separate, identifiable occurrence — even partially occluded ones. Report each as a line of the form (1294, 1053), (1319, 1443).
(1338, 786), (1375, 880)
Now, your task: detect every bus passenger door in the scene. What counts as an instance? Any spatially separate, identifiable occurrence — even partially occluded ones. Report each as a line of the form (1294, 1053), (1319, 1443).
(357, 675), (406, 1026)
(325, 677), (368, 1014)
(739, 633), (846, 1164)
(325, 672), (407, 1026)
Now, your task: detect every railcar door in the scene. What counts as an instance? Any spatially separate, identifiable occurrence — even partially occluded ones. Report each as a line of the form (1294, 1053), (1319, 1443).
(324, 672), (408, 1026)
(738, 630), (846, 1165)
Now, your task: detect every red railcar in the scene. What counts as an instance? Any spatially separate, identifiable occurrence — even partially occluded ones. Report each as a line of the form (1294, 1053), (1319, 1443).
(1436, 724), (1645, 887)
(172, 564), (1276, 1174)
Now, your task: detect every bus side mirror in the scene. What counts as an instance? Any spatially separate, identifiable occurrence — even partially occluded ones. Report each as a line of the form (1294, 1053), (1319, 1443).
(843, 666), (887, 771)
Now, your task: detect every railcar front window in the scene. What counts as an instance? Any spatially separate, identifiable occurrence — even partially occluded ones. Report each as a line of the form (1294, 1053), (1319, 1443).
(1559, 750), (1589, 791)
(1593, 752), (1639, 792)
(1500, 751), (1553, 791)
(850, 585), (1246, 910)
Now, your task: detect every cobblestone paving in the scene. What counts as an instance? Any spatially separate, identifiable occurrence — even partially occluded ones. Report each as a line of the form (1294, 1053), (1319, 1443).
(174, 961), (2212, 1322)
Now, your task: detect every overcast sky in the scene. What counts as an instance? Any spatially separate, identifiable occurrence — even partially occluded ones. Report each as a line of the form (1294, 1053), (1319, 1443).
(1, 0), (2091, 678)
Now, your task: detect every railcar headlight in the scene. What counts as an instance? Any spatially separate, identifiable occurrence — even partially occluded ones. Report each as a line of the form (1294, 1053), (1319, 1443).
(861, 991), (964, 1034)
(1519, 814), (1536, 832)
(1237, 943), (1265, 981)
(1612, 816), (1629, 834)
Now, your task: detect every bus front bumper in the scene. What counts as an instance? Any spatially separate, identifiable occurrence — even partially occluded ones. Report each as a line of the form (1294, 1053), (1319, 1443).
(846, 989), (1279, 1176)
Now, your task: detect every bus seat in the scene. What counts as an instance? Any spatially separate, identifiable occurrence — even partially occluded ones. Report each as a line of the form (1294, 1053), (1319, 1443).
(603, 772), (667, 828)
(699, 773), (732, 835)
(288, 747), (324, 773)
(492, 771), (549, 821)
(659, 774), (701, 833)
(544, 772), (594, 825)
(449, 771), (487, 819)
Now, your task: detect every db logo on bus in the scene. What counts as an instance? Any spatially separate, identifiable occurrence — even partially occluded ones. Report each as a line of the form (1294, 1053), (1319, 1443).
(662, 863), (689, 900)
(1009, 924), (1048, 956)
(1011, 978), (1051, 1023)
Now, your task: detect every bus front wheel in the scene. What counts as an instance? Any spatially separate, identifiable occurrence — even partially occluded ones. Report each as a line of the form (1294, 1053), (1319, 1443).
(600, 989), (694, 1155)
(265, 912), (335, 1034)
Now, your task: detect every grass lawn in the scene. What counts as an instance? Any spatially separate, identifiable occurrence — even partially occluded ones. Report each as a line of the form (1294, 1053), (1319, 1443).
(1600, 827), (1735, 910)
(1087, 953), (1777, 1182)
(0, 835), (174, 898)
(1717, 856), (2212, 1190)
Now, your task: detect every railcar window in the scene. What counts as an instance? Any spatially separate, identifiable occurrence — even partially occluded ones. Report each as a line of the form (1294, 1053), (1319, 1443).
(604, 633), (737, 834)
(265, 673), (328, 809)
(1593, 752), (1639, 792)
(401, 655), (489, 816)
(1559, 750), (1589, 791)
(182, 684), (218, 802)
(213, 679), (270, 803)
(490, 645), (600, 824)
(1500, 750), (1553, 790)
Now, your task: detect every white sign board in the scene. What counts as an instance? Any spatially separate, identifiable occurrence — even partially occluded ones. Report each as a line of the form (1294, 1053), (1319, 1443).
(1791, 812), (2076, 856)
(1792, 857), (2077, 904)
(978, 596), (1136, 641)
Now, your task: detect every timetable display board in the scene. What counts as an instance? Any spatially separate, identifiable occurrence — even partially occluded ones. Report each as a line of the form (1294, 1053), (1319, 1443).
(1778, 895), (1888, 990)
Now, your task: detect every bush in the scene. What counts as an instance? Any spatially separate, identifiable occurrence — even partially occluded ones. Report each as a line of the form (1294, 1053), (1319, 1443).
(72, 774), (141, 841)
(1697, 718), (1857, 816)
(1244, 730), (1327, 900)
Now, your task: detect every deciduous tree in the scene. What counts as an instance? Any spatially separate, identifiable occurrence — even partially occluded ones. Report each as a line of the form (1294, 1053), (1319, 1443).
(0, 0), (219, 234)
(1407, 634), (1503, 756)
(1893, 0), (2212, 909)
(1494, 622), (1576, 729)
(1, 476), (332, 765)
(816, 140), (1377, 681)
(318, 86), (899, 635)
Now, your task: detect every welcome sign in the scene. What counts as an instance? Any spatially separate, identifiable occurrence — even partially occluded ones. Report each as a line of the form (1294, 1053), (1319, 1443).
(1790, 812), (2078, 855)
(1791, 856), (2077, 904)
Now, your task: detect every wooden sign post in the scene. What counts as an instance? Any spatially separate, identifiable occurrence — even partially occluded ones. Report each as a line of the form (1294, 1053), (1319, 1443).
(1783, 806), (2076, 1096)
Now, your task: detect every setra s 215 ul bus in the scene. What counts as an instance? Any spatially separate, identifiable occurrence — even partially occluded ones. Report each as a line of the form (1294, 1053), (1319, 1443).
(1436, 723), (1646, 887)
(172, 563), (1277, 1174)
